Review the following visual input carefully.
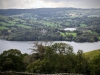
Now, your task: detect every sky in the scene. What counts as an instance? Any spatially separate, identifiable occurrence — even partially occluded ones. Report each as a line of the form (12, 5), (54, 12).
(0, 0), (100, 9)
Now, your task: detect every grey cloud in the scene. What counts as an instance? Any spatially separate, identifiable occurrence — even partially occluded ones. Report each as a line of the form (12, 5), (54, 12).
(42, 0), (100, 8)
(0, 0), (100, 9)
(43, 0), (100, 7)
(43, 0), (100, 3)
(0, 0), (23, 9)
(0, 0), (36, 9)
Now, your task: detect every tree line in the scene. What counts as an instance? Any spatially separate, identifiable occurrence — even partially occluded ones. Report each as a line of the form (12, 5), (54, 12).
(0, 25), (100, 42)
(0, 42), (100, 75)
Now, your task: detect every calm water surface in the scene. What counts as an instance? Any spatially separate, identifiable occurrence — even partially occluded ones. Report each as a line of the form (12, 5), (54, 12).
(64, 28), (76, 31)
(0, 39), (100, 54)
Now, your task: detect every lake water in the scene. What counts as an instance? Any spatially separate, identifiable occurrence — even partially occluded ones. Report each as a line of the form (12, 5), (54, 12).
(0, 39), (100, 54)
(64, 28), (76, 31)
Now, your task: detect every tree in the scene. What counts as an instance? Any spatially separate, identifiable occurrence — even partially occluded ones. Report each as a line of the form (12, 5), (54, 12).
(29, 42), (48, 60)
(51, 43), (73, 55)
(75, 50), (89, 74)
(0, 49), (25, 71)
(27, 42), (75, 73)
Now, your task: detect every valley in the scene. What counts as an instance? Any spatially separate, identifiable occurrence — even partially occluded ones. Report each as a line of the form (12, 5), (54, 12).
(0, 8), (100, 42)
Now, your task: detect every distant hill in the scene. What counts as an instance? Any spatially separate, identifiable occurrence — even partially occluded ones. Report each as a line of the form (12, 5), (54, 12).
(0, 8), (99, 16)
(0, 8), (100, 41)
(0, 8), (78, 15)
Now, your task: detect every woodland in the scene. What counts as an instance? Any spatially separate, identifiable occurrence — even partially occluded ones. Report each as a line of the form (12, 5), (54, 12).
(0, 42), (100, 75)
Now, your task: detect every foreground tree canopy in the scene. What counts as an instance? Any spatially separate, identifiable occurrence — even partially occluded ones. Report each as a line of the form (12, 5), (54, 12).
(0, 42), (100, 75)
(0, 49), (27, 71)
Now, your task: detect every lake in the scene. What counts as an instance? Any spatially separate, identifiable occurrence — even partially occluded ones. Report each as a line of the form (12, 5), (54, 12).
(0, 39), (100, 54)
(64, 28), (76, 31)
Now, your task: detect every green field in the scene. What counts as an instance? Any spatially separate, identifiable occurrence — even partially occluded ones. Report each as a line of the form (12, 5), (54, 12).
(43, 21), (55, 27)
(0, 26), (8, 30)
(66, 32), (77, 37)
(80, 23), (87, 27)
(0, 22), (8, 26)
(0, 22), (15, 26)
(84, 49), (100, 60)
(60, 32), (66, 36)
(17, 24), (31, 29)
(60, 32), (77, 37)
(8, 21), (16, 25)
(65, 22), (70, 26)
(99, 37), (100, 40)
(0, 15), (32, 29)
(0, 15), (9, 20)
(13, 18), (25, 22)
(92, 31), (98, 35)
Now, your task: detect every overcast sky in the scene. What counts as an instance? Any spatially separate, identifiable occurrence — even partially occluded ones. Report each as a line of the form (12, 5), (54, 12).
(0, 0), (100, 9)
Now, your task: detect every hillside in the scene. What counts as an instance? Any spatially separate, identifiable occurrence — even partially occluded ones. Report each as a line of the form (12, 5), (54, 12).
(84, 49), (100, 59)
(0, 8), (100, 42)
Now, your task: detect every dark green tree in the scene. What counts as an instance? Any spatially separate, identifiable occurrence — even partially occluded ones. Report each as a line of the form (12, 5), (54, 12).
(75, 50), (89, 74)
(0, 49), (25, 71)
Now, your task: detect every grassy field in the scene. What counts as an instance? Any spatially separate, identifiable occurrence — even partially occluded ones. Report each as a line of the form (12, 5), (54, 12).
(65, 22), (70, 26)
(84, 49), (100, 60)
(92, 31), (98, 35)
(0, 15), (9, 20)
(8, 21), (16, 25)
(66, 32), (77, 37)
(17, 24), (31, 29)
(99, 37), (100, 40)
(60, 32), (77, 37)
(60, 32), (66, 37)
(0, 22), (8, 26)
(0, 26), (8, 30)
(80, 23), (87, 27)
(13, 18), (25, 22)
(42, 21), (55, 27)
(0, 22), (15, 26)
(0, 15), (32, 29)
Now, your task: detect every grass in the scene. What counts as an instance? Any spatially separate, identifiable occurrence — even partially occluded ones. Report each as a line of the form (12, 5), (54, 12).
(33, 20), (55, 27)
(0, 26), (8, 30)
(8, 21), (16, 24)
(0, 22), (7, 26)
(99, 37), (100, 40)
(60, 32), (66, 37)
(65, 22), (70, 26)
(92, 31), (98, 35)
(43, 21), (55, 27)
(80, 23), (87, 27)
(13, 18), (25, 22)
(60, 32), (77, 37)
(0, 22), (15, 26)
(84, 49), (100, 60)
(0, 15), (9, 20)
(17, 24), (31, 29)
(66, 32), (77, 37)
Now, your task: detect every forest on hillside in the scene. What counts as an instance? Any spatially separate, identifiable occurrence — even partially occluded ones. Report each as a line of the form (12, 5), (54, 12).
(0, 8), (100, 42)
(0, 42), (100, 75)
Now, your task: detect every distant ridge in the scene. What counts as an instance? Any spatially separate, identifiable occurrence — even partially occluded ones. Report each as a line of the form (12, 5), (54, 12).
(0, 8), (100, 16)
